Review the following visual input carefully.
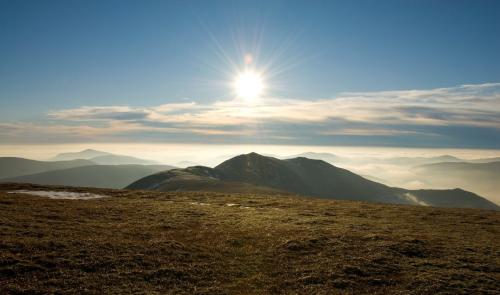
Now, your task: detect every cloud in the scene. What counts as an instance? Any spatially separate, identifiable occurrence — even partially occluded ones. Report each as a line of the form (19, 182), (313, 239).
(49, 82), (500, 128)
(49, 106), (150, 121)
(2, 82), (500, 146)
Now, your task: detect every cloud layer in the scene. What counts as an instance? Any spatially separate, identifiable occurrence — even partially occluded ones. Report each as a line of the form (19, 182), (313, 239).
(2, 82), (500, 147)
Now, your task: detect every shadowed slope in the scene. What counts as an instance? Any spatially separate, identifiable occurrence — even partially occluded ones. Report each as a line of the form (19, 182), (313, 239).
(2, 165), (175, 189)
(53, 149), (159, 165)
(0, 157), (95, 179)
(52, 149), (111, 161)
(406, 189), (499, 210)
(412, 161), (500, 205)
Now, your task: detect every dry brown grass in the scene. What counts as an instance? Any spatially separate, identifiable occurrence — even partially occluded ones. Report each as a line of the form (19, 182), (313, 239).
(0, 183), (499, 294)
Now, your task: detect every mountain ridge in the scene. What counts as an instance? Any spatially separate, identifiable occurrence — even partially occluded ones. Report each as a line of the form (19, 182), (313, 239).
(52, 149), (159, 165)
(127, 153), (499, 210)
(2, 164), (175, 189)
(0, 157), (95, 179)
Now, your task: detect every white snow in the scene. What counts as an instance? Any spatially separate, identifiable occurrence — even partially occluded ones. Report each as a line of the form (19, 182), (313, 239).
(189, 202), (210, 206)
(8, 190), (108, 200)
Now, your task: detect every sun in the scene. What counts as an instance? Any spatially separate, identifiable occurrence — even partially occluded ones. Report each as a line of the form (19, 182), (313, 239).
(234, 70), (264, 101)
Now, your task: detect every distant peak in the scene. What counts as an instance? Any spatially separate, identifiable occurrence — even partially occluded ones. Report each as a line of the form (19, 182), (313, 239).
(215, 152), (275, 170)
(230, 152), (267, 160)
(82, 149), (101, 152)
(290, 156), (329, 163)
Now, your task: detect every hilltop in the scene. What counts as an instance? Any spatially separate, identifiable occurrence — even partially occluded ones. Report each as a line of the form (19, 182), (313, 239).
(0, 183), (498, 294)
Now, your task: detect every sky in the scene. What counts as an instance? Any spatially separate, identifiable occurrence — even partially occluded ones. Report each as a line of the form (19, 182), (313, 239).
(1, 0), (499, 149)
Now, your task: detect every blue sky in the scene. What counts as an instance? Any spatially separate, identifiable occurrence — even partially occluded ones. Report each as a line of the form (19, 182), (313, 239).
(0, 0), (499, 148)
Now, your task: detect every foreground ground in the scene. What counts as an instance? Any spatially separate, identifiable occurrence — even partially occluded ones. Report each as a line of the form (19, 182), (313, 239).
(0, 183), (499, 294)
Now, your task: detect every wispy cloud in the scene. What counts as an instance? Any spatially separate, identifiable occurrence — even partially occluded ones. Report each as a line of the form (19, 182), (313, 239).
(49, 82), (500, 127)
(2, 82), (500, 146)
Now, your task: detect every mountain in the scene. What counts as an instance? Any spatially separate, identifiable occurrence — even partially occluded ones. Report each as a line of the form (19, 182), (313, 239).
(127, 153), (499, 210)
(286, 152), (340, 164)
(90, 154), (158, 165)
(468, 157), (500, 163)
(52, 149), (159, 165)
(360, 155), (463, 166)
(175, 160), (201, 168)
(2, 164), (174, 189)
(401, 189), (497, 210)
(127, 166), (285, 194)
(0, 157), (95, 179)
(387, 155), (463, 165)
(412, 161), (500, 205)
(285, 152), (462, 167)
(52, 149), (111, 161)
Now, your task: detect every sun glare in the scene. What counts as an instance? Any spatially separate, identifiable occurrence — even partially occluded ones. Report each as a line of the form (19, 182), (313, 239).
(234, 70), (264, 101)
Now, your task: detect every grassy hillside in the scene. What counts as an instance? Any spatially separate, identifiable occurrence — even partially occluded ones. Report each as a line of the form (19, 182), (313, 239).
(0, 157), (95, 179)
(1, 183), (498, 294)
(2, 165), (174, 189)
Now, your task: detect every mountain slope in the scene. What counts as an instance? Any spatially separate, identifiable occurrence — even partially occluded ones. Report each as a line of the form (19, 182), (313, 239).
(215, 153), (398, 202)
(0, 157), (95, 179)
(412, 161), (500, 205)
(53, 149), (158, 165)
(286, 152), (463, 166)
(404, 189), (498, 210)
(127, 166), (285, 194)
(52, 149), (111, 161)
(2, 165), (174, 189)
(90, 154), (158, 165)
(469, 157), (500, 163)
(128, 153), (499, 210)
(286, 152), (340, 164)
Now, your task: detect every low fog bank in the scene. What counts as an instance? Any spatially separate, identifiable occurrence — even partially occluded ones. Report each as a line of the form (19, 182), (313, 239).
(301, 155), (500, 206)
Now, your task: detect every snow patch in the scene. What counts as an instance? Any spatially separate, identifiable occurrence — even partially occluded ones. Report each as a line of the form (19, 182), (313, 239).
(190, 202), (210, 206)
(8, 190), (108, 200)
(225, 203), (253, 209)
